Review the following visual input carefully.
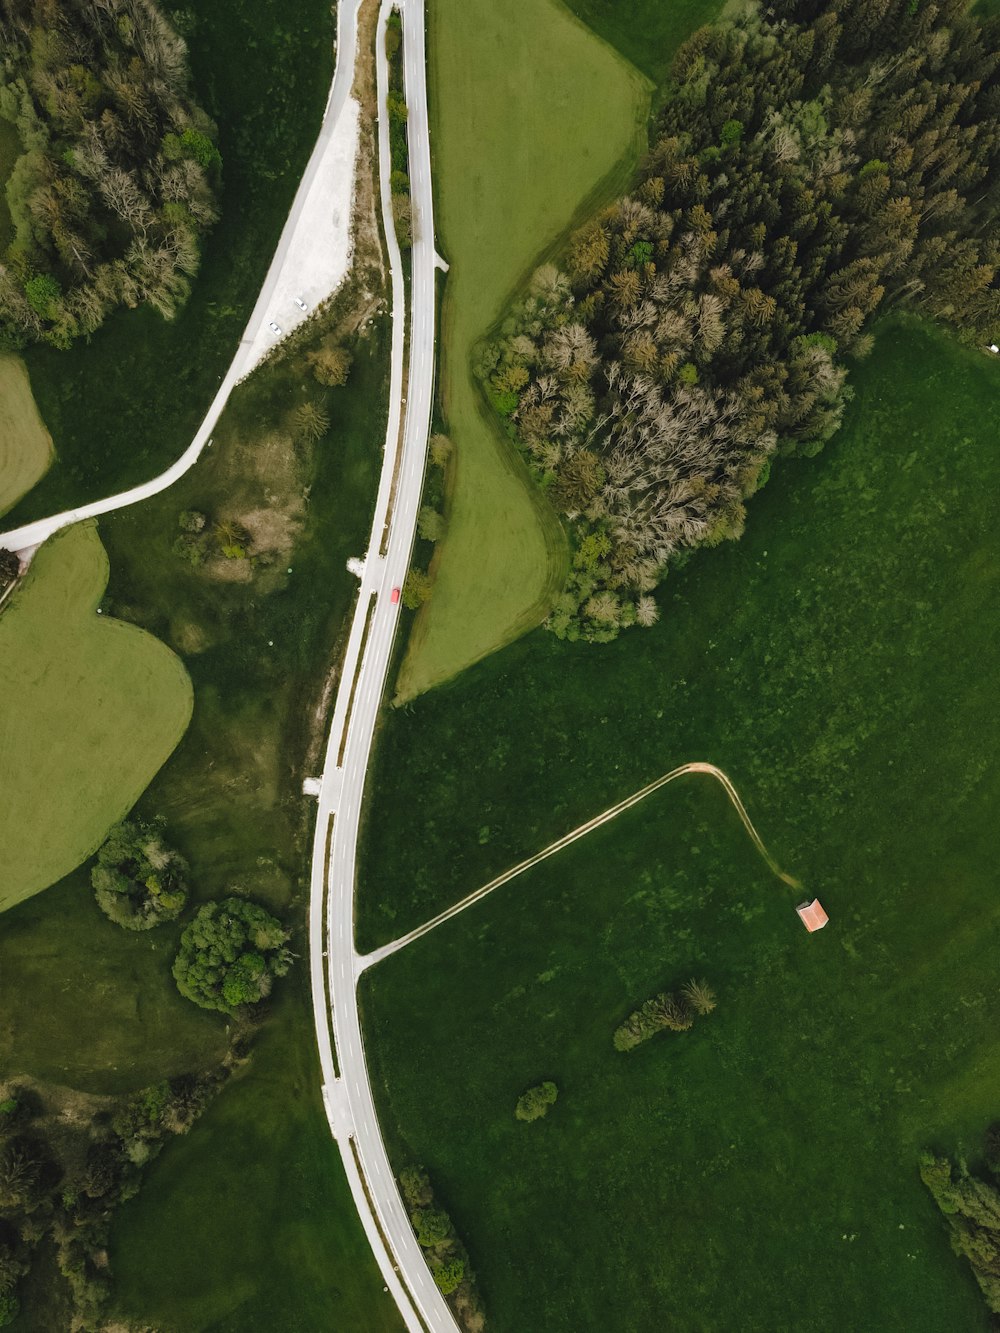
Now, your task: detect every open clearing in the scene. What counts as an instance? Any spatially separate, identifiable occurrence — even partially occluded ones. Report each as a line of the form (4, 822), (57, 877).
(360, 318), (1000, 1328)
(394, 0), (649, 700)
(0, 521), (192, 913)
(0, 354), (53, 517)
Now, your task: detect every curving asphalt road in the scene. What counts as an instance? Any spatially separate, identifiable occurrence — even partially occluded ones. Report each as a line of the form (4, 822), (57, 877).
(0, 0), (364, 559)
(306, 2), (460, 1330)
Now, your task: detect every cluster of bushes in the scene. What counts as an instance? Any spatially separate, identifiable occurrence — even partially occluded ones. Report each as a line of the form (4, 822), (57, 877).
(400, 1165), (485, 1330)
(515, 1081), (558, 1122)
(403, 433), (451, 609)
(479, 0), (1000, 640)
(921, 1125), (1000, 1317)
(0, 1065), (239, 1329)
(0, 0), (221, 348)
(91, 823), (293, 1015)
(90, 816), (188, 928)
(172, 508), (253, 566)
(172, 897), (293, 1013)
(614, 977), (716, 1052)
(385, 10), (411, 248)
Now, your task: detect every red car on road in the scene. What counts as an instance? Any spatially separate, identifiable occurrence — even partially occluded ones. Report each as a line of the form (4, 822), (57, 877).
(390, 586), (401, 604)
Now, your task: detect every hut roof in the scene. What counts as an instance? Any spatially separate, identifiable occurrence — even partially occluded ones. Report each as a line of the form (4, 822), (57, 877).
(796, 898), (829, 932)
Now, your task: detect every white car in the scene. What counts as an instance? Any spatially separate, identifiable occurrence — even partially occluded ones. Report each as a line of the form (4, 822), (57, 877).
(294, 296), (308, 312)
(268, 321), (282, 336)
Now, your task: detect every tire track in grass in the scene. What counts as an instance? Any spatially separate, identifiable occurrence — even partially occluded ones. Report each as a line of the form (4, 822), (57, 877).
(360, 761), (801, 967)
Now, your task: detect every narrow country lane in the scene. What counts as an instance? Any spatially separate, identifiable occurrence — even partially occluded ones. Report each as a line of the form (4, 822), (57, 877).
(360, 762), (803, 971)
(0, 0), (365, 559)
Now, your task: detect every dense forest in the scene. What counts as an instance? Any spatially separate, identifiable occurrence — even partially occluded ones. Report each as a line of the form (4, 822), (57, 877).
(0, 0), (220, 348)
(479, 0), (1000, 641)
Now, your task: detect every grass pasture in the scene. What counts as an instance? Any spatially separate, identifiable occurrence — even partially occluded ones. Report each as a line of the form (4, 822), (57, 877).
(359, 318), (1000, 1329)
(563, 0), (727, 86)
(395, 0), (650, 699)
(0, 354), (53, 517)
(0, 521), (192, 913)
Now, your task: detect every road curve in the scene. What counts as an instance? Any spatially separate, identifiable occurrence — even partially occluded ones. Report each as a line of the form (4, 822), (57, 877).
(307, 1), (460, 1330)
(0, 0), (364, 558)
(361, 762), (803, 970)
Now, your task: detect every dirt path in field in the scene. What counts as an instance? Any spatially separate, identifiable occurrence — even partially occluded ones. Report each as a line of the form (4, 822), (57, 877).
(360, 761), (801, 968)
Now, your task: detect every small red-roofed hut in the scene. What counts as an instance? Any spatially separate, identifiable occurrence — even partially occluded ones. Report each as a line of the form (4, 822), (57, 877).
(796, 899), (829, 932)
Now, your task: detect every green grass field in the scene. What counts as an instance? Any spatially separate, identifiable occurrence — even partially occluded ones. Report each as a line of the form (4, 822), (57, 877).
(395, 0), (650, 700)
(563, 0), (727, 85)
(359, 317), (1000, 1328)
(4, 0), (334, 525)
(0, 354), (53, 517)
(0, 522), (192, 912)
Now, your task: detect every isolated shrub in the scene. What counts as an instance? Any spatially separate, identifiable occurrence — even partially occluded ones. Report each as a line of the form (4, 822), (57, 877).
(308, 342), (352, 388)
(172, 897), (292, 1012)
(682, 978), (717, 1015)
(294, 399), (331, 442)
(178, 509), (207, 534)
(515, 1082), (558, 1122)
(91, 819), (188, 930)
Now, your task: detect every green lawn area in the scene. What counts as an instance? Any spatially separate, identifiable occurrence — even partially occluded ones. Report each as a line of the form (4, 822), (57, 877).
(359, 317), (1000, 1328)
(3, 0), (334, 525)
(395, 0), (650, 700)
(0, 522), (192, 913)
(0, 868), (226, 1094)
(563, 0), (727, 85)
(0, 354), (53, 517)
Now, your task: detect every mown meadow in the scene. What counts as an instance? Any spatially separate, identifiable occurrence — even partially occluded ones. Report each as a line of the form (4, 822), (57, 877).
(0, 522), (191, 912)
(360, 317), (1000, 1329)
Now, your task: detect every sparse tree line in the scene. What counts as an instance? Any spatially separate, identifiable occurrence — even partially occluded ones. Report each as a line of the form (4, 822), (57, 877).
(614, 976), (717, 1051)
(477, 0), (1000, 642)
(403, 432), (451, 609)
(0, 0), (221, 348)
(385, 9), (411, 248)
(921, 1124), (1000, 1320)
(0, 1053), (246, 1329)
(92, 818), (293, 1013)
(399, 1165), (485, 1330)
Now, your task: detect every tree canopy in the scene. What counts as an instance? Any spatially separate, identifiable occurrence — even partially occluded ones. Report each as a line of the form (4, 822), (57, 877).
(171, 897), (292, 1012)
(0, 0), (221, 348)
(90, 817), (188, 930)
(480, 0), (1000, 642)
